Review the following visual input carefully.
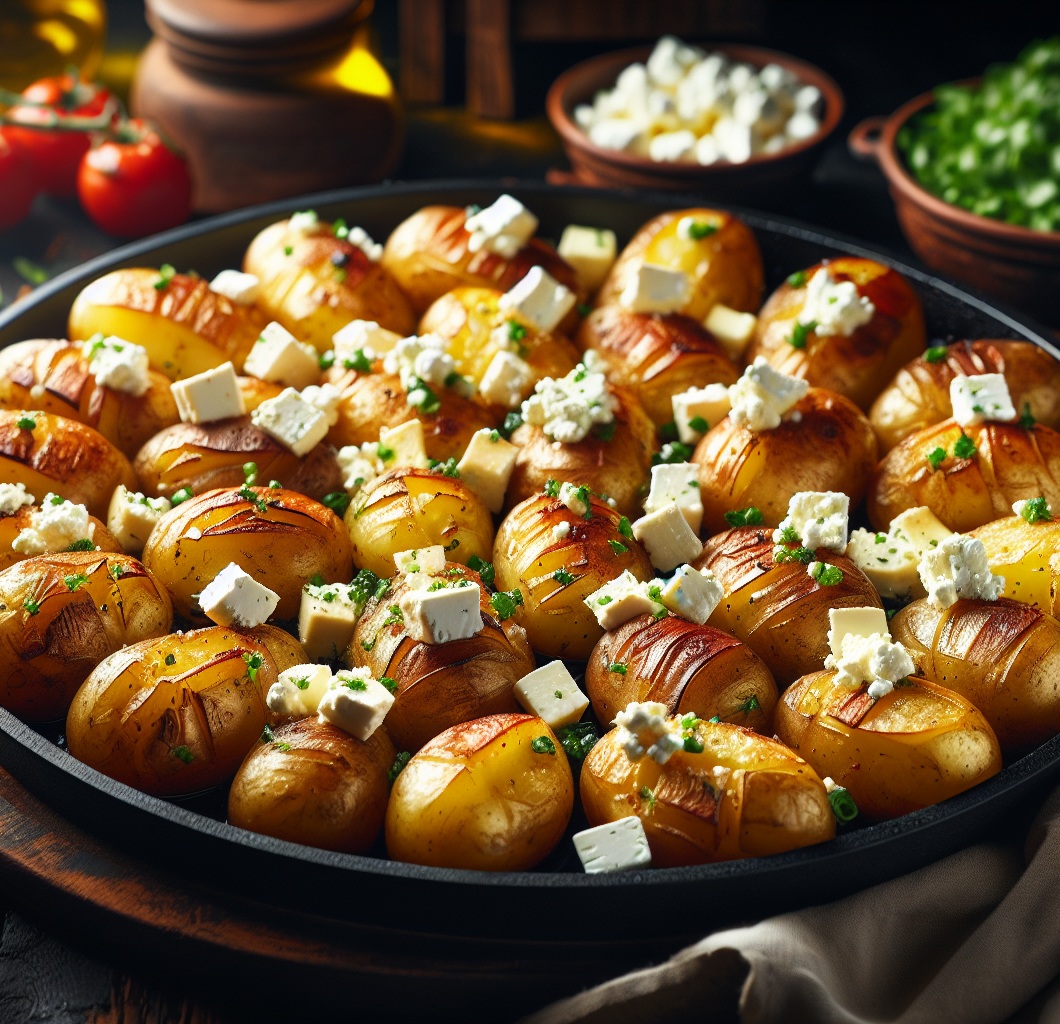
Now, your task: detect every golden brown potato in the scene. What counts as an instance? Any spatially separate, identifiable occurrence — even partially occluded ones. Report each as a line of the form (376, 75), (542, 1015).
(0, 338), (179, 458)
(745, 258), (926, 411)
(694, 527), (883, 686)
(236, 375), (283, 412)
(493, 491), (654, 659)
(228, 716), (395, 854)
(972, 513), (1060, 616)
(245, 624), (309, 674)
(346, 468), (494, 579)
(0, 410), (137, 519)
(867, 419), (1060, 533)
(67, 269), (267, 380)
(67, 625), (273, 796)
(776, 670), (1002, 821)
(596, 208), (764, 321)
(385, 713), (574, 871)
(581, 718), (834, 867)
(133, 418), (342, 503)
(694, 388), (878, 534)
(869, 340), (1060, 454)
(349, 563), (530, 751)
(0, 551), (172, 721)
(0, 504), (121, 572)
(575, 307), (739, 427)
(242, 217), (416, 350)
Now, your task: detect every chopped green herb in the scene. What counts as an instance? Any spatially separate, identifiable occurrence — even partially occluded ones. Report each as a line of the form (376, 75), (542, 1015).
(154, 264), (176, 290)
(556, 721), (598, 761)
(577, 302), (593, 317)
(810, 562), (845, 586)
(708, 715), (721, 723)
(379, 676), (398, 694)
(593, 421), (616, 442)
(617, 516), (634, 540)
(170, 487), (193, 505)
(490, 588), (523, 620)
(269, 479), (281, 489)
(829, 785), (859, 824)
(466, 555), (495, 587)
(444, 538), (460, 552)
(242, 652), (264, 682)
(428, 456), (461, 478)
(172, 745), (194, 764)
(107, 563), (124, 581)
(774, 545), (815, 564)
(531, 735), (556, 755)
(688, 416), (709, 434)
(953, 434), (977, 460)
(388, 751), (411, 783)
(1020, 496), (1052, 522)
(238, 485), (268, 513)
(653, 606), (668, 620)
(506, 319), (527, 341)
(344, 348), (373, 372)
(927, 446), (947, 470)
(23, 598), (39, 615)
(361, 638), (376, 651)
(14, 257), (48, 286)
(607, 539), (628, 555)
(924, 346), (948, 363)
(652, 441), (694, 466)
(376, 443), (394, 463)
(659, 421), (679, 443)
(685, 220), (718, 240)
(553, 568), (575, 586)
(292, 675), (310, 690)
(319, 350), (335, 370)
(776, 526), (801, 544)
(683, 735), (704, 753)
(788, 320), (815, 349)
(262, 723), (276, 744)
(543, 479), (561, 498)
(500, 411), (523, 439)
(64, 573), (89, 591)
(609, 662), (627, 675)
(16, 416), (35, 430)
(343, 677), (368, 691)
(322, 491), (350, 517)
(383, 604), (404, 627)
(786, 270), (808, 288)
(1020, 402), (1037, 429)
(66, 538), (94, 551)
(738, 694), (761, 715)
(638, 785), (656, 810)
(164, 653), (176, 666)
(724, 506), (763, 528)
(406, 375), (441, 414)
(243, 462), (258, 485)
(284, 245), (293, 255)
(332, 218), (348, 239)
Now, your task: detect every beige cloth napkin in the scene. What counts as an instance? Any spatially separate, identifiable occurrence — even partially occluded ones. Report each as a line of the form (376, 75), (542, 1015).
(525, 784), (1060, 1024)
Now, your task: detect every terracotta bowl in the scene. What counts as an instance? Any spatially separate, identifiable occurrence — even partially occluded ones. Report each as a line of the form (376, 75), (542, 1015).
(850, 85), (1060, 325)
(545, 43), (844, 200)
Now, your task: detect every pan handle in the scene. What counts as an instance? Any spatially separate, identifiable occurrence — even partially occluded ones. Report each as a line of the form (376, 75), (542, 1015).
(848, 116), (886, 162)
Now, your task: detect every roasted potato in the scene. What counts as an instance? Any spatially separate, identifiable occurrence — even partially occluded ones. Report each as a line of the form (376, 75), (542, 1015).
(228, 716), (395, 853)
(0, 504), (121, 572)
(596, 208), (763, 321)
(694, 526), (883, 686)
(493, 492), (654, 659)
(745, 258), (926, 411)
(385, 713), (574, 871)
(776, 670), (1002, 821)
(67, 269), (267, 380)
(245, 624), (309, 674)
(972, 513), (1060, 616)
(346, 468), (493, 579)
(694, 388), (878, 534)
(870, 340), (1060, 453)
(580, 718), (834, 867)
(236, 375), (284, 412)
(67, 625), (273, 796)
(0, 410), (137, 519)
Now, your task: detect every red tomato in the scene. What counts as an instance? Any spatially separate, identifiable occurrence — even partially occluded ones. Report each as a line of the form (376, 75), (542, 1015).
(0, 133), (35, 231)
(77, 120), (192, 239)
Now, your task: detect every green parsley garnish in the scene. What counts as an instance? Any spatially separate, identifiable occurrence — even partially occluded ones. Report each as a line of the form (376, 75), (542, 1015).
(322, 491), (350, 517)
(428, 457), (460, 478)
(333, 218), (348, 239)
(543, 479), (561, 498)
(383, 604), (404, 627)
(788, 320), (815, 349)
(343, 677), (368, 691)
(685, 220), (717, 240)
(406, 375), (441, 415)
(242, 652), (264, 683)
(786, 270), (808, 288)
(924, 345), (948, 362)
(810, 562), (844, 586)
(688, 415), (709, 434)
(170, 487), (193, 505)
(269, 479), (281, 489)
(16, 416), (35, 430)
(292, 675), (310, 690)
(576, 303), (593, 317)
(379, 676), (398, 694)
(64, 573), (89, 591)
(609, 662), (627, 675)
(66, 538), (94, 551)
(165, 653), (176, 666)
(531, 735), (556, 755)
(319, 350), (335, 370)
(154, 264), (176, 290)
(738, 694), (761, 715)
(466, 555), (495, 586)
(344, 348), (373, 372)
(774, 546), (815, 564)
(23, 598), (39, 615)
(652, 441), (694, 466)
(107, 563), (124, 581)
(608, 539), (628, 555)
(242, 461), (257, 485)
(172, 745), (195, 764)
(361, 638), (376, 651)
(953, 434), (977, 460)
(593, 422), (616, 442)
(927, 446), (947, 470)
(553, 568), (575, 586)
(556, 721), (598, 761)
(500, 411), (523, 439)
(490, 588), (523, 620)
(1019, 496), (1052, 522)
(238, 485), (268, 514)
(1020, 402), (1037, 429)
(444, 538), (460, 552)
(507, 319), (527, 341)
(776, 526), (801, 544)
(828, 785), (859, 824)
(376, 442), (395, 463)
(724, 506), (763, 528)
(388, 751), (411, 783)
(683, 734), (704, 753)
(284, 245), (293, 255)
(617, 516), (633, 539)
(638, 785), (656, 810)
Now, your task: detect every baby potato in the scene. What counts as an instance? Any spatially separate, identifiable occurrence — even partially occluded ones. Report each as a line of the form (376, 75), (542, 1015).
(746, 258), (926, 411)
(133, 418), (343, 503)
(245, 624), (308, 674)
(0, 339), (179, 458)
(867, 419), (1060, 533)
(0, 504), (121, 572)
(228, 716), (395, 854)
(972, 513), (1060, 616)
(67, 625), (273, 796)
(776, 670), (1002, 821)
(67, 269), (267, 380)
(870, 340), (1060, 453)
(586, 614), (776, 731)
(236, 375), (283, 412)
(346, 468), (493, 579)
(694, 526), (883, 687)
(0, 410), (137, 519)
(575, 307), (739, 427)
(596, 208), (764, 321)
(694, 388), (878, 534)
(385, 713), (574, 871)
(580, 719), (834, 867)
(349, 563), (530, 751)
(0, 551), (172, 721)
(242, 217), (416, 349)
(493, 491), (653, 659)
(143, 487), (353, 621)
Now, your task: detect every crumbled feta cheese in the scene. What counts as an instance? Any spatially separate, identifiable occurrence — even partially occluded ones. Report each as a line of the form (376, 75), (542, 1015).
(655, 564), (723, 624)
(106, 485), (171, 555)
(786, 111), (820, 140)
(288, 210), (319, 234)
(728, 357), (809, 431)
(521, 363), (616, 444)
(12, 495), (93, 555)
(394, 545), (446, 574)
(186, 527), (202, 540)
(464, 195), (539, 259)
(632, 502), (703, 572)
(619, 262), (690, 314)
(794, 84), (822, 112)
(846, 506), (954, 600)
(1014, 498), (1052, 519)
(918, 534), (1005, 610)
(0, 483), (33, 516)
(399, 581), (483, 644)
(498, 266), (576, 334)
(332, 319), (401, 357)
(573, 816), (652, 874)
(713, 117), (753, 162)
(672, 384), (730, 444)
(773, 491), (848, 552)
(799, 268), (875, 338)
(552, 521), (571, 543)
(949, 373), (1017, 428)
(299, 383), (343, 427)
(336, 445), (379, 495)
(589, 119), (643, 151)
(244, 322), (320, 390)
(383, 333), (454, 390)
(479, 350), (533, 408)
(379, 419), (430, 470)
(557, 482), (591, 517)
(346, 225), (383, 263)
(208, 270), (260, 305)
(87, 336), (150, 396)
(317, 668), (395, 741)
(647, 35), (699, 87)
(514, 661), (590, 729)
(199, 562), (280, 627)
(557, 225), (617, 292)
(649, 129), (697, 162)
(826, 606), (890, 660)
(704, 303), (758, 361)
(456, 428), (518, 514)
(643, 462), (703, 533)
(171, 362), (246, 424)
(298, 582), (366, 660)
(250, 388), (329, 457)
(266, 664), (332, 717)
(584, 570), (663, 630)
(825, 631), (915, 697)
(614, 701), (683, 764)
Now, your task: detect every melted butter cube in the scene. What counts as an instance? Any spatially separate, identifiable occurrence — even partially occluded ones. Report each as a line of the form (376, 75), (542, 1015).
(267, 663), (332, 717)
(380, 419), (429, 469)
(317, 670), (394, 741)
(632, 502), (703, 572)
(704, 303), (757, 361)
(243, 321), (320, 390)
(394, 545), (446, 574)
(170, 361), (246, 424)
(657, 565), (723, 624)
(199, 562), (279, 628)
(573, 816), (652, 874)
(456, 428), (518, 514)
(584, 570), (658, 630)
(557, 225), (617, 292)
(513, 661), (589, 729)
(619, 262), (690, 314)
(672, 383), (731, 445)
(106, 485), (171, 555)
(298, 586), (359, 660)
(827, 606), (890, 659)
(251, 388), (328, 457)
(399, 582), (483, 644)
(499, 265), (576, 333)
(643, 462), (703, 534)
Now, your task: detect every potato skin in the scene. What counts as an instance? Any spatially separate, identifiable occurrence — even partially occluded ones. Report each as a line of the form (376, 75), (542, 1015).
(0, 505), (120, 572)
(228, 716), (395, 854)
(870, 340), (1060, 453)
(746, 258), (926, 411)
(580, 719), (834, 867)
(0, 551), (172, 721)
(245, 624), (309, 674)
(493, 492), (654, 659)
(972, 514), (1060, 617)
(775, 670), (1002, 821)
(67, 269), (267, 379)
(67, 625), (273, 796)
(385, 713), (574, 871)
(143, 487), (353, 621)
(694, 387), (878, 535)
(694, 527), (883, 686)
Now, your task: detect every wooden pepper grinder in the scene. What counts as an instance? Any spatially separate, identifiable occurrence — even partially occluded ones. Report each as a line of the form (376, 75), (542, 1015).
(132, 0), (403, 213)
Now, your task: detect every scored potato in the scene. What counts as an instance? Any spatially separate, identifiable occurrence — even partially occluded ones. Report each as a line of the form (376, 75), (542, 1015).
(972, 514), (1060, 616)
(0, 504), (120, 572)
(246, 624), (309, 674)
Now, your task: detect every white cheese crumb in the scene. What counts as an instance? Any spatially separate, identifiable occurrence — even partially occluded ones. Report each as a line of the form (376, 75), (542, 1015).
(704, 303), (758, 361)
(299, 383), (343, 427)
(918, 534), (1005, 610)
(345, 225), (383, 263)
(552, 521), (571, 542)
(288, 210), (319, 235)
(464, 195), (539, 259)
(727, 356), (808, 431)
(208, 270), (260, 305)
(456, 428), (517, 514)
(332, 319), (401, 357)
(87, 336), (150, 396)
(772, 491), (848, 552)
(950, 373), (1017, 428)
(558, 481), (590, 517)
(521, 363), (616, 444)
(244, 321), (320, 390)
(12, 494), (93, 555)
(198, 562), (280, 628)
(799, 268), (875, 337)
(0, 483), (33, 516)
(824, 631), (914, 697)
(614, 701), (683, 764)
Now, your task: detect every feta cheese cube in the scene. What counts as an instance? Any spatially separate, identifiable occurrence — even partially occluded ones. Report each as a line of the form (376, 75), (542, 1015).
(288, 209), (319, 234)
(0, 483), (33, 516)
(826, 632), (914, 695)
(170, 361), (246, 424)
(300, 383), (343, 427)
(317, 669), (395, 741)
(643, 463), (703, 533)
(106, 485), (172, 555)
(394, 545), (446, 574)
(800, 269), (875, 337)
(346, 225), (383, 263)
(950, 373), (1017, 428)
(208, 270), (260, 305)
(557, 225), (617, 292)
(773, 491), (848, 552)
(619, 262), (690, 314)
(12, 494), (93, 555)
(250, 388), (329, 457)
(399, 582), (483, 644)
(498, 266), (576, 334)
(713, 116), (753, 163)
(588, 119), (642, 152)
(584, 570), (661, 630)
(704, 303), (758, 361)
(244, 322), (320, 390)
(672, 384), (730, 445)
(728, 357), (808, 431)
(378, 419), (429, 470)
(456, 428), (517, 514)
(266, 663), (332, 717)
(199, 562), (279, 627)
(332, 319), (401, 357)
(656, 565), (723, 624)
(87, 336), (150, 396)
(648, 129), (697, 162)
(846, 506), (954, 600)
(513, 661), (590, 729)
(795, 84), (823, 112)
(919, 534), (1005, 610)
(574, 817), (652, 874)
(632, 503), (703, 572)
(827, 606), (890, 660)
(298, 585), (361, 660)
(479, 350), (533, 408)
(464, 195), (539, 259)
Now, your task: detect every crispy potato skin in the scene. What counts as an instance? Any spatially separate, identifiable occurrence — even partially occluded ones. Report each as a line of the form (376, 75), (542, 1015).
(385, 713), (573, 871)
(694, 388), (878, 534)
(867, 419), (1060, 533)
(890, 597), (1060, 756)
(870, 340), (1060, 453)
(0, 506), (120, 572)
(245, 624), (308, 674)
(346, 468), (493, 579)
(581, 720), (834, 867)
(0, 551), (172, 721)
(972, 515), (1060, 617)
(133, 417), (342, 503)
(0, 410), (137, 519)
(596, 209), (764, 321)
(694, 527), (883, 686)
(243, 220), (416, 349)
(586, 614), (776, 731)
(493, 493), (653, 659)
(143, 487), (353, 620)
(746, 258), (925, 411)
(228, 717), (395, 854)
(775, 670), (1002, 821)
(67, 269), (267, 379)
(575, 307), (739, 426)
(0, 339), (179, 458)
(350, 564), (530, 751)
(67, 625), (273, 796)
